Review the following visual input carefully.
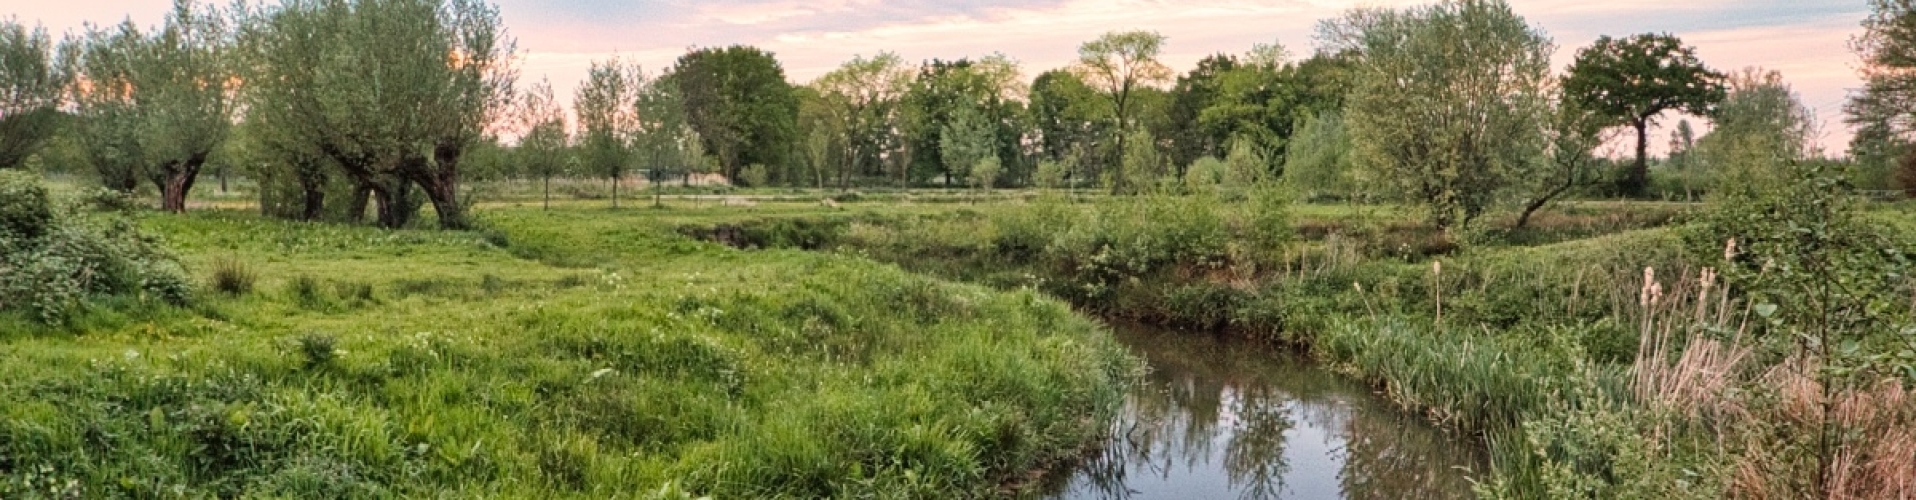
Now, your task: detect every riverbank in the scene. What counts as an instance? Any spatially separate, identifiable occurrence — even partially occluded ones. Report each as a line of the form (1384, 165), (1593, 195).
(0, 202), (1139, 498)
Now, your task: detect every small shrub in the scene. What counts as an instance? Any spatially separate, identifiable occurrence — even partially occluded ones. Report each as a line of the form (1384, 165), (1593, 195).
(296, 332), (337, 369)
(287, 275), (325, 308)
(208, 256), (257, 296)
(0, 170), (53, 239)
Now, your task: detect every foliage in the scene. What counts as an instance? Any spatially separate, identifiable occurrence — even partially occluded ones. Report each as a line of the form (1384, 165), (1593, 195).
(1344, 0), (1553, 230)
(1693, 68), (1819, 183)
(1563, 33), (1726, 197)
(1076, 30), (1172, 194)
(938, 99), (997, 187)
(0, 206), (1137, 498)
(575, 58), (643, 208)
(66, 0), (236, 212)
(515, 78), (571, 210)
(901, 55), (1025, 187)
(811, 52), (911, 186)
(240, 0), (516, 229)
(207, 255), (256, 295)
(1282, 111), (1354, 200)
(0, 19), (65, 169)
(674, 45), (799, 183)
(0, 171), (190, 324)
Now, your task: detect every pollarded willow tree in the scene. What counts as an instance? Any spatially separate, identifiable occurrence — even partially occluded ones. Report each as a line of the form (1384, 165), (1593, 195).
(1075, 30), (1172, 194)
(67, 0), (236, 212)
(0, 19), (65, 170)
(1340, 0), (1553, 231)
(243, 0), (515, 229)
(1564, 33), (1725, 197)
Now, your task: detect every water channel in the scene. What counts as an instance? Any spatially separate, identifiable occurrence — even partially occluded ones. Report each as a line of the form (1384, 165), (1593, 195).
(1033, 324), (1486, 500)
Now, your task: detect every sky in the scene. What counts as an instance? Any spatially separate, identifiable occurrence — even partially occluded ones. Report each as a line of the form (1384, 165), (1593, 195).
(2, 0), (1871, 154)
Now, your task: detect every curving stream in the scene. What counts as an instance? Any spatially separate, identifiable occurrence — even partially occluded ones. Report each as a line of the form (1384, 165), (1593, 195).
(1034, 324), (1486, 500)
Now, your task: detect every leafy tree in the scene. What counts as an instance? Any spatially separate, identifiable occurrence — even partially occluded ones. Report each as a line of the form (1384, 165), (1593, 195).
(1283, 111), (1354, 200)
(1222, 137), (1268, 189)
(1183, 156), (1226, 190)
(1033, 158), (1069, 189)
(0, 19), (65, 170)
(1848, 0), (1916, 193)
(1517, 97), (1610, 228)
(673, 46), (797, 184)
(1028, 69), (1107, 173)
(1113, 128), (1163, 193)
(1564, 33), (1726, 197)
(575, 59), (642, 208)
(66, 1), (235, 213)
(969, 157), (1002, 192)
(1075, 30), (1172, 194)
(939, 99), (996, 188)
(1168, 54), (1239, 167)
(1342, 0), (1552, 230)
(1694, 69), (1818, 184)
(515, 78), (569, 210)
(902, 55), (1024, 187)
(797, 86), (844, 189)
(243, 0), (515, 229)
(812, 52), (910, 187)
(635, 72), (689, 205)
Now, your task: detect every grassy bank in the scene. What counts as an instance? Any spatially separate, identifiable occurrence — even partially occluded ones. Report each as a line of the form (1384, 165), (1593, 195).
(0, 199), (1139, 498)
(676, 192), (1914, 498)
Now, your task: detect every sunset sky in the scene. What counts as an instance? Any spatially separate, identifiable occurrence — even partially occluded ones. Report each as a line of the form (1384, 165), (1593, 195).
(5, 0), (1869, 154)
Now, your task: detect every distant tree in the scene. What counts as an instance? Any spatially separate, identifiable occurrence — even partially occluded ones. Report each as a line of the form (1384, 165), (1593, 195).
(67, 1), (235, 212)
(1517, 97), (1610, 228)
(1222, 138), (1267, 189)
(575, 59), (642, 208)
(1033, 158), (1069, 189)
(797, 86), (843, 189)
(1168, 54), (1239, 167)
(1564, 33), (1726, 197)
(940, 100), (997, 188)
(1695, 68), (1817, 184)
(1283, 111), (1354, 200)
(1849, 0), (1916, 193)
(812, 52), (911, 187)
(969, 157), (1002, 192)
(634, 73), (689, 205)
(1342, 0), (1552, 230)
(1075, 30), (1173, 194)
(673, 46), (798, 184)
(1666, 119), (1697, 170)
(515, 78), (569, 210)
(0, 19), (65, 170)
(1114, 128), (1163, 193)
(1028, 69), (1107, 173)
(1183, 156), (1226, 190)
(902, 55), (1025, 187)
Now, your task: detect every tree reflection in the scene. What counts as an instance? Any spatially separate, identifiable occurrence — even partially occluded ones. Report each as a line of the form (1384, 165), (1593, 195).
(1035, 324), (1483, 500)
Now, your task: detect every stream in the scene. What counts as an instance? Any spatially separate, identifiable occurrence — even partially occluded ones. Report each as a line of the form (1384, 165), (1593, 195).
(1034, 324), (1487, 500)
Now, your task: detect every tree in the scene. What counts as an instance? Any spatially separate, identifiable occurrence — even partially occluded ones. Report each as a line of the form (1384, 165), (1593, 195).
(1342, 0), (1553, 230)
(0, 19), (65, 170)
(1517, 97), (1610, 229)
(902, 55), (1025, 187)
(1075, 30), (1172, 195)
(575, 59), (642, 208)
(1028, 69), (1107, 174)
(1848, 0), (1916, 190)
(1283, 111), (1354, 200)
(67, 1), (235, 212)
(940, 99), (996, 188)
(812, 52), (911, 187)
(243, 0), (516, 229)
(1168, 54), (1239, 167)
(1564, 33), (1726, 197)
(673, 46), (797, 184)
(515, 78), (569, 210)
(1694, 68), (1818, 184)
(634, 72), (687, 206)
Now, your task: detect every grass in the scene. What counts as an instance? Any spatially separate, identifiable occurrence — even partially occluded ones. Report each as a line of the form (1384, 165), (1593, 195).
(0, 204), (1139, 498)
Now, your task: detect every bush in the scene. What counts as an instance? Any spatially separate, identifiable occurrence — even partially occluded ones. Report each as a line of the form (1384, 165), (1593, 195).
(0, 172), (191, 323)
(208, 256), (258, 295)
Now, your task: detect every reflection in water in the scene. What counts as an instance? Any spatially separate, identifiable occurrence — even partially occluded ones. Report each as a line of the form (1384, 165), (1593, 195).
(1035, 325), (1484, 500)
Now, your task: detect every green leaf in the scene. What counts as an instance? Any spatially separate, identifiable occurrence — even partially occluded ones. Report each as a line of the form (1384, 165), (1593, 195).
(1754, 303), (1778, 318)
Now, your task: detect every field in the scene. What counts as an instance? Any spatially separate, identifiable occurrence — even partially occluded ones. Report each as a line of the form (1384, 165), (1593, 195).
(0, 182), (1139, 498)
(6, 174), (1916, 498)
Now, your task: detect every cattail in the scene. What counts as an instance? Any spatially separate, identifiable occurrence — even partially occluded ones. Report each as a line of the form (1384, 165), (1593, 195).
(1641, 267), (1657, 307)
(1724, 238), (1738, 262)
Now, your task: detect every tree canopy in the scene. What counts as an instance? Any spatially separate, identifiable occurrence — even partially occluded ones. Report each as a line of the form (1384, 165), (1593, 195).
(1563, 33), (1725, 197)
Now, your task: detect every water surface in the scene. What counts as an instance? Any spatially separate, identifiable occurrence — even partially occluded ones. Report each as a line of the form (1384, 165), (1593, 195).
(1035, 324), (1485, 500)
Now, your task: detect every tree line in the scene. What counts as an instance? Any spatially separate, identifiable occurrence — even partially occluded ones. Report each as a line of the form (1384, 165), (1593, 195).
(0, 0), (1907, 230)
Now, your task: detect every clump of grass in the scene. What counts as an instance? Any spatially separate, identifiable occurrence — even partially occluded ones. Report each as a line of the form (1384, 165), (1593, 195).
(208, 256), (258, 296)
(296, 332), (337, 369)
(480, 274), (508, 295)
(287, 274), (325, 308)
